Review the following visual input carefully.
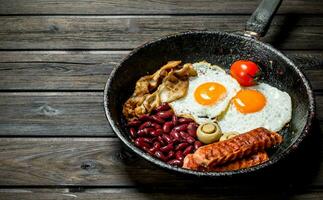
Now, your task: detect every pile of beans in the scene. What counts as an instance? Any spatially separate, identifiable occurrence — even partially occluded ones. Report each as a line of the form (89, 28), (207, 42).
(127, 103), (203, 167)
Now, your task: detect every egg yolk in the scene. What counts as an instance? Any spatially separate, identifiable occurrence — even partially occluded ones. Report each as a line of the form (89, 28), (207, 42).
(233, 89), (266, 114)
(194, 82), (227, 105)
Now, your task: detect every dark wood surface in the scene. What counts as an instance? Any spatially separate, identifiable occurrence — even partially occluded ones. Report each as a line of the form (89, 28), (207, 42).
(0, 0), (322, 199)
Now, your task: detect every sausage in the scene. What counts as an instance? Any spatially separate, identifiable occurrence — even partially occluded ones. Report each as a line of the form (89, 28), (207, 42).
(211, 151), (269, 171)
(183, 151), (269, 172)
(192, 127), (282, 168)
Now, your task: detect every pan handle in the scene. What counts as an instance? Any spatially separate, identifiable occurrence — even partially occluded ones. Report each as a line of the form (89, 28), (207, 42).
(245, 0), (282, 39)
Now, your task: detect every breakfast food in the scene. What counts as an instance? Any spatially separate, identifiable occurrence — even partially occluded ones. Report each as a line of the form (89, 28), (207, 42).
(218, 83), (292, 133)
(219, 132), (238, 141)
(196, 122), (222, 144)
(127, 103), (202, 167)
(190, 127), (282, 168)
(169, 62), (241, 124)
(123, 61), (197, 120)
(230, 60), (261, 86)
(123, 60), (291, 172)
(183, 151), (269, 171)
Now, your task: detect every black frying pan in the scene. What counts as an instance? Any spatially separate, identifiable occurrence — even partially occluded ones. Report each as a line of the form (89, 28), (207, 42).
(104, 0), (315, 176)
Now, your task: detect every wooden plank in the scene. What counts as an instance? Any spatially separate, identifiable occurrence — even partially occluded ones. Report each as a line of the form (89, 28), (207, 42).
(0, 188), (323, 200)
(0, 50), (322, 91)
(0, 92), (322, 136)
(0, 15), (322, 50)
(0, 51), (126, 90)
(0, 92), (112, 136)
(0, 0), (322, 15)
(0, 119), (321, 187)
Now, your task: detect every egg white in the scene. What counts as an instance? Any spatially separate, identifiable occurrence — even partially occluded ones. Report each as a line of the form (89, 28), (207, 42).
(218, 83), (292, 133)
(169, 62), (241, 124)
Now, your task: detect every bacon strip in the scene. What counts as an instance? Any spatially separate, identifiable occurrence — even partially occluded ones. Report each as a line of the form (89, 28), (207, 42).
(192, 127), (282, 168)
(183, 151), (269, 172)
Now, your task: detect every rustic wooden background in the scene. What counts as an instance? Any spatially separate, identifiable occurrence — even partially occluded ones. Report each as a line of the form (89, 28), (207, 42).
(0, 0), (323, 199)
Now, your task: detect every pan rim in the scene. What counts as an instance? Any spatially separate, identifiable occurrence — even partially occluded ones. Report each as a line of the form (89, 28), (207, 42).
(104, 31), (315, 177)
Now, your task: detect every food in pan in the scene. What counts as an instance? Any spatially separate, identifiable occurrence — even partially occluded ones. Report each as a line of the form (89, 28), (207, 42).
(218, 83), (292, 133)
(124, 60), (291, 172)
(185, 127), (282, 169)
(196, 122), (224, 144)
(230, 60), (261, 86)
(183, 151), (269, 172)
(123, 61), (197, 120)
(127, 103), (202, 167)
(170, 62), (241, 124)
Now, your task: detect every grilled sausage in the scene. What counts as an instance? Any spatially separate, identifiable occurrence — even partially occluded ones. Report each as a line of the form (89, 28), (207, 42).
(211, 151), (269, 171)
(183, 151), (269, 172)
(193, 127), (282, 168)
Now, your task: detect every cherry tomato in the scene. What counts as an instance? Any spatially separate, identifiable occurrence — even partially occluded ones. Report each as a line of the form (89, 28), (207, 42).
(230, 60), (261, 86)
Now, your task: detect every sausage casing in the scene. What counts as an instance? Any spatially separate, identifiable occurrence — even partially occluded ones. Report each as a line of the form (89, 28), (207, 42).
(183, 151), (269, 172)
(193, 127), (282, 168)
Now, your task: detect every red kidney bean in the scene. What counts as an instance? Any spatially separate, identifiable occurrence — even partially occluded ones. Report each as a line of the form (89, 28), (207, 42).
(155, 103), (171, 112)
(187, 128), (197, 137)
(157, 110), (174, 119)
(167, 159), (182, 167)
(127, 120), (141, 127)
(129, 127), (137, 138)
(175, 142), (189, 151)
(154, 150), (167, 161)
(178, 118), (194, 124)
(137, 129), (146, 137)
(151, 115), (165, 124)
(150, 129), (163, 137)
(151, 122), (162, 129)
(174, 124), (188, 132)
(134, 138), (150, 149)
(148, 147), (157, 155)
(160, 143), (174, 153)
(163, 121), (174, 133)
(139, 114), (152, 122)
(183, 145), (194, 156)
(167, 150), (175, 160)
(139, 121), (152, 130)
(142, 146), (150, 153)
(170, 130), (180, 142)
(194, 141), (203, 150)
(186, 136), (196, 144)
(179, 131), (189, 140)
(137, 127), (154, 137)
(153, 141), (161, 150)
(175, 151), (184, 161)
(140, 137), (154, 144)
(162, 134), (172, 144)
(157, 135), (166, 146)
(172, 115), (178, 126)
(188, 122), (199, 129)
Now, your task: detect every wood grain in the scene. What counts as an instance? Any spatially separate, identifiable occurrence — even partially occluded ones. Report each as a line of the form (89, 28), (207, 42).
(0, 92), (112, 136)
(0, 121), (321, 186)
(0, 51), (322, 91)
(0, 51), (126, 90)
(0, 15), (322, 50)
(0, 188), (323, 200)
(0, 0), (322, 14)
(0, 92), (322, 136)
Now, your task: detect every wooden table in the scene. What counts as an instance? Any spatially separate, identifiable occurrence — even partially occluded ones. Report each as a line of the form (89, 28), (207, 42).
(0, 0), (323, 199)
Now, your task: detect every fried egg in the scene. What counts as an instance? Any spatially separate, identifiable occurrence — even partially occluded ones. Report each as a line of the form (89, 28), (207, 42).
(169, 62), (241, 124)
(218, 83), (292, 133)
